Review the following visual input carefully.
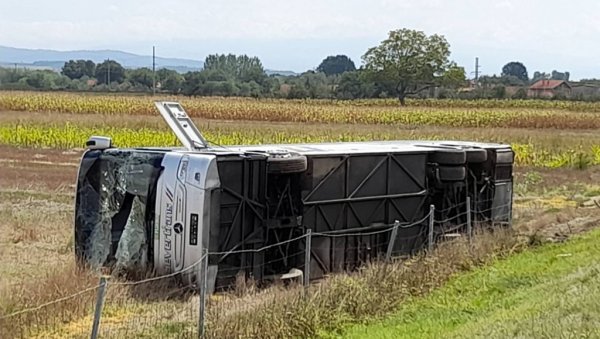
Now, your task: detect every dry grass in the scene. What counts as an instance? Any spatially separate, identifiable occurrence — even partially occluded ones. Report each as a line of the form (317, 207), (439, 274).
(0, 222), (587, 338)
(0, 264), (98, 338)
(204, 228), (520, 338)
(0, 192), (73, 286)
(0, 146), (598, 337)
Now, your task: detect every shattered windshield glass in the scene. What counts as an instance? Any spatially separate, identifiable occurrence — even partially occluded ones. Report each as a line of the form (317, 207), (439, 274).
(75, 150), (164, 272)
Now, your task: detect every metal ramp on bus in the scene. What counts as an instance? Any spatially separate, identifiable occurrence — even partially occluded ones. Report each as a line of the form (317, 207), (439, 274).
(155, 101), (207, 150)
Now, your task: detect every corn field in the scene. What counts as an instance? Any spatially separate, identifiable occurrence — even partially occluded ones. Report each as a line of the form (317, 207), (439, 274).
(1, 123), (599, 168)
(1, 91), (600, 168)
(1, 91), (600, 129)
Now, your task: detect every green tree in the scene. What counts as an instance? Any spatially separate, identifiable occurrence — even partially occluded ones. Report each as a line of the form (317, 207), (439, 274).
(317, 55), (356, 76)
(480, 74), (524, 87)
(301, 71), (331, 98)
(439, 63), (466, 88)
(287, 83), (309, 99)
(203, 54), (267, 84)
(0, 68), (71, 90)
(501, 62), (528, 82)
(512, 88), (528, 99)
(95, 60), (125, 85)
(492, 85), (506, 99)
(532, 71), (548, 83)
(283, 71), (336, 99)
(61, 60), (95, 80)
(261, 76), (281, 98)
(336, 70), (376, 99)
(182, 71), (206, 96)
(157, 68), (184, 93)
(126, 67), (154, 89)
(551, 70), (570, 81)
(24, 71), (53, 89)
(362, 29), (452, 105)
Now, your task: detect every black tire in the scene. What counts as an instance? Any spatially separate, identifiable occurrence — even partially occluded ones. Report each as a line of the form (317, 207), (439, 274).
(437, 166), (466, 181)
(465, 148), (488, 163)
(430, 150), (466, 165)
(495, 150), (514, 164)
(267, 152), (307, 174)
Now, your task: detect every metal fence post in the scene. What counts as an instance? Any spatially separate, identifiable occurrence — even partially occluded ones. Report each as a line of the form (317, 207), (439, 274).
(198, 249), (208, 339)
(303, 229), (312, 287)
(466, 197), (472, 245)
(385, 220), (400, 262)
(428, 205), (435, 252)
(90, 276), (108, 339)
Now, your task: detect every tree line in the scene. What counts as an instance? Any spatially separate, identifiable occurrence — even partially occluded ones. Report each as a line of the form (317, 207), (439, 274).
(1, 28), (597, 103)
(0, 59), (185, 93)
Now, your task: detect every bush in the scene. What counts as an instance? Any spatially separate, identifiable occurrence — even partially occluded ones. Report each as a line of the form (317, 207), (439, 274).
(493, 85), (507, 99)
(512, 88), (528, 99)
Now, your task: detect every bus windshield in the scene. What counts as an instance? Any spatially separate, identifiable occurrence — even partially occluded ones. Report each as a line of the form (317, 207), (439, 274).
(74, 149), (164, 273)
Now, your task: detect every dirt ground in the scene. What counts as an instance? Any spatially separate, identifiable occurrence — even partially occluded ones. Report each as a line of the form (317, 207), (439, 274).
(0, 145), (81, 192)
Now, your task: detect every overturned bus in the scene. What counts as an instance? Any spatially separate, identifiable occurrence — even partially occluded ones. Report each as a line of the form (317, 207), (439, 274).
(75, 102), (514, 289)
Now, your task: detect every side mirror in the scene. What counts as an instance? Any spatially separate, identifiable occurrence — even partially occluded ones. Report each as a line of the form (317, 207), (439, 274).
(86, 136), (113, 150)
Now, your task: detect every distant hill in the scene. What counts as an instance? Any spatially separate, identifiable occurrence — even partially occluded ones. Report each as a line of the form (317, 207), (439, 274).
(0, 46), (297, 75)
(266, 69), (298, 76)
(0, 46), (203, 72)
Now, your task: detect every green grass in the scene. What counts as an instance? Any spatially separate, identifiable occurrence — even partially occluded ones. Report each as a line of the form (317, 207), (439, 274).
(338, 228), (600, 339)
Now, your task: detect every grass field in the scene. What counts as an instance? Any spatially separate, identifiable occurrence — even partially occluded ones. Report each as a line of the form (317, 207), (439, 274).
(338, 227), (600, 339)
(0, 91), (600, 338)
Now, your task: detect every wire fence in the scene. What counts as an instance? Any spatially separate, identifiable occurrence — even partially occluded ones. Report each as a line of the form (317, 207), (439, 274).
(0, 285), (98, 339)
(0, 197), (515, 338)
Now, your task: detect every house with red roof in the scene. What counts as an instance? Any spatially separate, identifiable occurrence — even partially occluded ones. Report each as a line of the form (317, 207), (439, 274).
(528, 80), (571, 98)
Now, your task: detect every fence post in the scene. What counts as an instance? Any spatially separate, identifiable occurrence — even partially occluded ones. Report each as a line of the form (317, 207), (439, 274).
(385, 220), (400, 262)
(304, 229), (312, 287)
(198, 249), (208, 339)
(428, 205), (435, 252)
(466, 196), (472, 245)
(90, 276), (108, 339)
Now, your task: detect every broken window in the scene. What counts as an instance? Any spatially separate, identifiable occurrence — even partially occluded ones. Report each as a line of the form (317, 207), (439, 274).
(75, 150), (164, 273)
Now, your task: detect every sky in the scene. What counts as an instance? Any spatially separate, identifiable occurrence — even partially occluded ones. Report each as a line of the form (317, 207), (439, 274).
(0, 0), (599, 79)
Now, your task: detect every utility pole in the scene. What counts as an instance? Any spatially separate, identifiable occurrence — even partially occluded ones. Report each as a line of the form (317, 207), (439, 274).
(474, 57), (480, 81)
(107, 58), (111, 85)
(152, 46), (156, 96)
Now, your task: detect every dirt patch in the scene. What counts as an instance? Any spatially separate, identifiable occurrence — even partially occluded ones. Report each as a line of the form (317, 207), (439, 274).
(0, 146), (81, 192)
(0, 145), (82, 163)
(515, 204), (600, 243)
